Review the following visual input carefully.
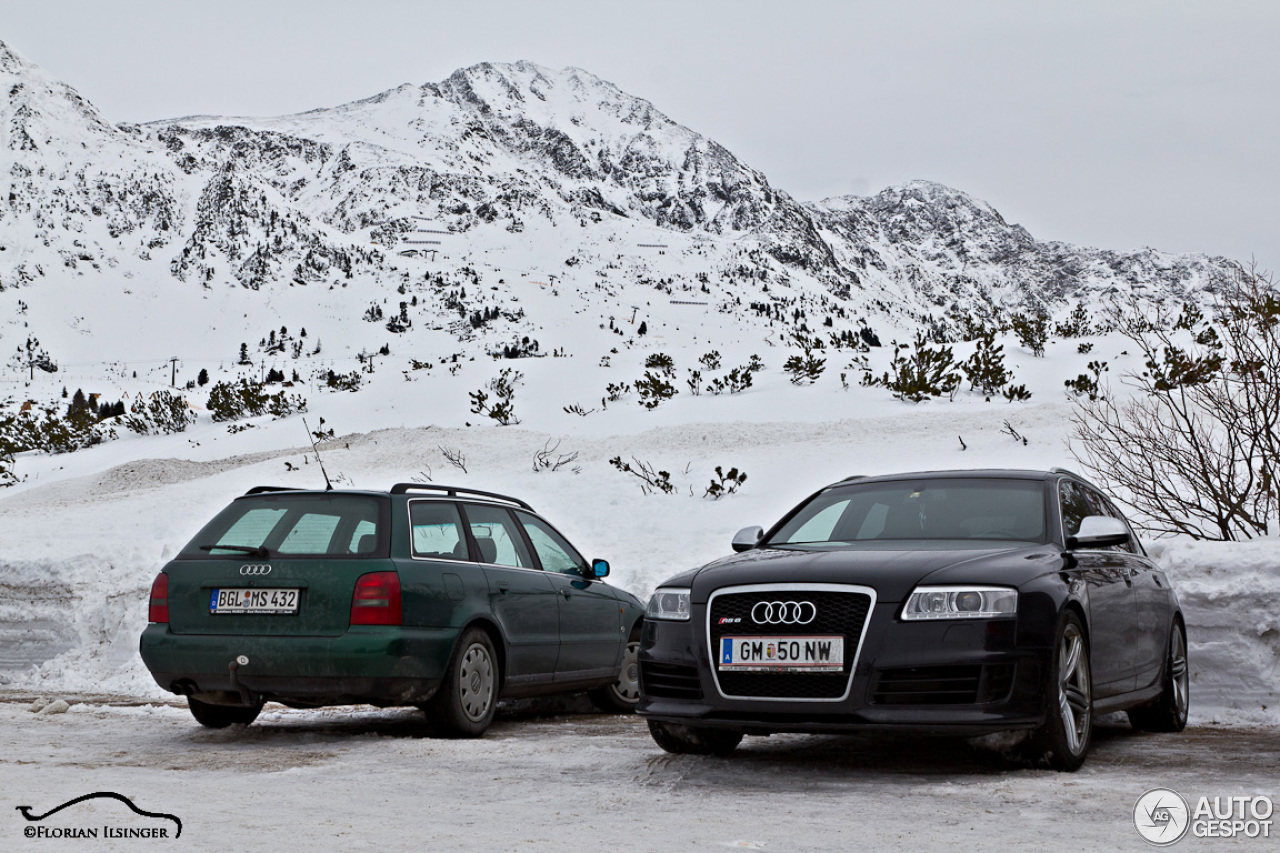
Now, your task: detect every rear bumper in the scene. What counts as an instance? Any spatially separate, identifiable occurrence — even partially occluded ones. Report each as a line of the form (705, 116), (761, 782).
(139, 624), (456, 706)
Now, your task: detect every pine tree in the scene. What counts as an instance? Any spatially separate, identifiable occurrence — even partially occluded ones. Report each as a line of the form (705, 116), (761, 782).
(68, 389), (90, 417)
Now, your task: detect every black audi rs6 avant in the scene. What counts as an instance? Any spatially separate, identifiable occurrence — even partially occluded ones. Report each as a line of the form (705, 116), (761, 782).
(637, 469), (1188, 770)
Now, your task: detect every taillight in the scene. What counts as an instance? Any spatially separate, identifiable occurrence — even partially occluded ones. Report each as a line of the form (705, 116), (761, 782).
(350, 572), (402, 626)
(148, 572), (169, 623)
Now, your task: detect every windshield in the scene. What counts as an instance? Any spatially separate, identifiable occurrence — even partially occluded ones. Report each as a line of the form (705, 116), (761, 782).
(178, 493), (390, 559)
(767, 478), (1048, 548)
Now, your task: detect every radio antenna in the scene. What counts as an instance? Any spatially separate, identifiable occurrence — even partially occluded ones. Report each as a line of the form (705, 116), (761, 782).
(302, 417), (334, 491)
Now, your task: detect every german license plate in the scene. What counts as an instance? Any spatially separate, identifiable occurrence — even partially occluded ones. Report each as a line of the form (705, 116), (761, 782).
(718, 636), (844, 671)
(210, 588), (299, 614)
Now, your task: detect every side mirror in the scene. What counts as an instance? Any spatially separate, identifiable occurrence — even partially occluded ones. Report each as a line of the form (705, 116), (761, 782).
(587, 558), (610, 579)
(1067, 515), (1130, 550)
(731, 526), (764, 553)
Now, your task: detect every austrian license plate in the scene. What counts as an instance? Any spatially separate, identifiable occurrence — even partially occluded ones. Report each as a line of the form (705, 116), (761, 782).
(210, 588), (300, 615)
(718, 635), (844, 672)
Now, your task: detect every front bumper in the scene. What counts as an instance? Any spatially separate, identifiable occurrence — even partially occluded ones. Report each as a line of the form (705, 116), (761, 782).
(637, 602), (1050, 736)
(139, 624), (457, 706)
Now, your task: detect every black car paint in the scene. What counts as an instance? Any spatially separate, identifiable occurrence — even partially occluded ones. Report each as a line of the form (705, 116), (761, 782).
(637, 470), (1182, 735)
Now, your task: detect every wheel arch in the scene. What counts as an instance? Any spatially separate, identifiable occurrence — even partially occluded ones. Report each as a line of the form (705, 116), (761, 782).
(457, 615), (507, 687)
(1062, 599), (1090, 647)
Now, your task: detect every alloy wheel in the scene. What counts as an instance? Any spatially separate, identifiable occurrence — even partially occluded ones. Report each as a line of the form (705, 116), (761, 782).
(1058, 622), (1091, 756)
(1171, 624), (1189, 721)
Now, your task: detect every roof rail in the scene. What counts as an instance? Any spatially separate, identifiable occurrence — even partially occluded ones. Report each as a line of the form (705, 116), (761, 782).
(389, 483), (533, 510)
(1049, 467), (1086, 480)
(836, 474), (867, 484)
(244, 485), (304, 495)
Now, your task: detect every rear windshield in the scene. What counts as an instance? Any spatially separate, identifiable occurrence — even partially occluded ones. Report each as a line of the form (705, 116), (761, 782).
(768, 479), (1048, 548)
(177, 493), (390, 559)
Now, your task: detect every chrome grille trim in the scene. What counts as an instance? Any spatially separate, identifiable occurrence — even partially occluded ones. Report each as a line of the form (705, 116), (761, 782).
(706, 583), (877, 703)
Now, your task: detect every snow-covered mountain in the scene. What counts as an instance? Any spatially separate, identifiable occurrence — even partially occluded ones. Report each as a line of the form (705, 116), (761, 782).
(1, 40), (183, 288)
(2, 39), (1231, 325)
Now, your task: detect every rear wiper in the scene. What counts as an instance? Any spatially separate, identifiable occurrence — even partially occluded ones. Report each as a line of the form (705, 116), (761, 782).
(199, 544), (269, 559)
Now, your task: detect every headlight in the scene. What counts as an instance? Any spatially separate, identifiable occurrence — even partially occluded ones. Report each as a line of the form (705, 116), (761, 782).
(901, 586), (1017, 620)
(646, 587), (691, 621)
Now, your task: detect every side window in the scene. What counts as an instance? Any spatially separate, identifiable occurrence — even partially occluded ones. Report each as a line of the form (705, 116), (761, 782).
(1059, 482), (1092, 539)
(462, 504), (533, 568)
(517, 512), (587, 575)
(410, 501), (467, 560)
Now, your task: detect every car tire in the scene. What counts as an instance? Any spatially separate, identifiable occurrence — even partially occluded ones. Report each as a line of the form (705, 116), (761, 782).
(589, 640), (641, 713)
(1026, 610), (1092, 772)
(1128, 619), (1189, 733)
(187, 696), (262, 728)
(427, 627), (498, 738)
(648, 720), (743, 756)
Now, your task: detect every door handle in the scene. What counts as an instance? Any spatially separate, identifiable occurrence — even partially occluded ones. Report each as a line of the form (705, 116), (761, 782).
(497, 582), (510, 594)
(560, 590), (572, 600)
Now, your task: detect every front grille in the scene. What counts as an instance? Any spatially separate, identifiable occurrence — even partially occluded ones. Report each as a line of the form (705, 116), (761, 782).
(709, 588), (872, 700)
(640, 661), (703, 700)
(871, 663), (1015, 705)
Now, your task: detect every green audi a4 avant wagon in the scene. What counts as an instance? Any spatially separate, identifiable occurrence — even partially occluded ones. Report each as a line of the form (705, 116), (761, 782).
(139, 483), (645, 736)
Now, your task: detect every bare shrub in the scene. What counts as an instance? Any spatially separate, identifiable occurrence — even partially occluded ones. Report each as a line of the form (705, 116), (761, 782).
(609, 456), (675, 495)
(439, 445), (469, 474)
(533, 440), (581, 473)
(1070, 262), (1279, 540)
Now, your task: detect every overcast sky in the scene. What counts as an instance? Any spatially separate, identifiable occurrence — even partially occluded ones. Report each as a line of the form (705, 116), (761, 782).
(3, 0), (1276, 271)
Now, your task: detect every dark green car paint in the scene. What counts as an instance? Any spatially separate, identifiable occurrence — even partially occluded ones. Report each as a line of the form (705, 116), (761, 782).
(140, 487), (644, 712)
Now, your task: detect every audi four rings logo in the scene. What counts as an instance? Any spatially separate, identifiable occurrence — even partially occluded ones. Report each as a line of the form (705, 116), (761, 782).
(751, 601), (817, 624)
(239, 564), (272, 576)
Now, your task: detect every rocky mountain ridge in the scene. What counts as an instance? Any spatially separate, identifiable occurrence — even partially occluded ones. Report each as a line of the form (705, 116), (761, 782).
(1, 39), (1233, 339)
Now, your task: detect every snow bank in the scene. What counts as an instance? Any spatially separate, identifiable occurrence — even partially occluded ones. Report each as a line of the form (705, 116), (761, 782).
(1149, 539), (1280, 726)
(0, 553), (158, 696)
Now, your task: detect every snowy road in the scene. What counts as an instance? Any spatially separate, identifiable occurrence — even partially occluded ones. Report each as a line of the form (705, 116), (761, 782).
(2, 694), (1275, 852)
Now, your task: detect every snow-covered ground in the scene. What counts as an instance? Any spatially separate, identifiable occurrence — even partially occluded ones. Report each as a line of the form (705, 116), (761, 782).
(2, 697), (1276, 852)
